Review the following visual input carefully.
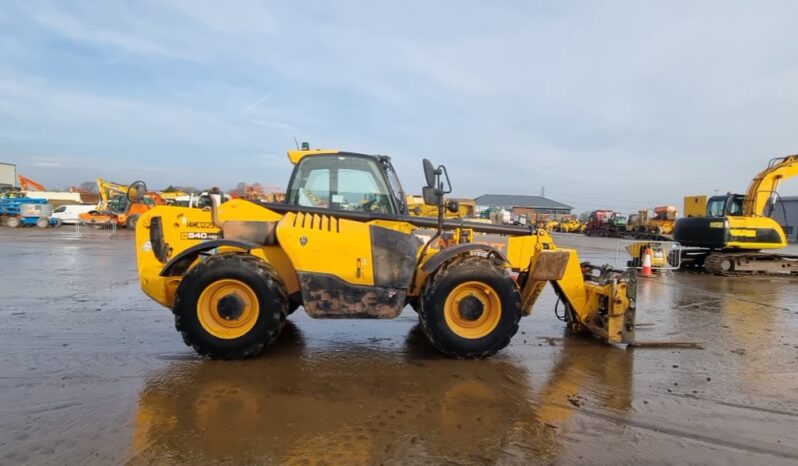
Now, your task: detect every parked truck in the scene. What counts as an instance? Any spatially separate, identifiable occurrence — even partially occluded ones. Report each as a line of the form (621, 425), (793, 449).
(584, 210), (627, 237)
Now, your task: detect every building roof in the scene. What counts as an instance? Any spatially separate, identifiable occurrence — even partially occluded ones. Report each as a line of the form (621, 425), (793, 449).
(475, 194), (573, 210)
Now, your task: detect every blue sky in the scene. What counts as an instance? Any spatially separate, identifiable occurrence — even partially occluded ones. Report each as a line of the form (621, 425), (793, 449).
(1, 1), (798, 213)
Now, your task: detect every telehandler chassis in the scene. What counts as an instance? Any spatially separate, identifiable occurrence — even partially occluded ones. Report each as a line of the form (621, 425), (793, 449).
(133, 149), (636, 358)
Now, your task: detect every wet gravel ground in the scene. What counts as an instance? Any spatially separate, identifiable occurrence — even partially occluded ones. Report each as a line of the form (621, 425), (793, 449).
(1, 228), (797, 465)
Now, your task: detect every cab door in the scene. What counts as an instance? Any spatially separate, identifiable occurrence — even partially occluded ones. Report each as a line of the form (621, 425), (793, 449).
(279, 154), (419, 318)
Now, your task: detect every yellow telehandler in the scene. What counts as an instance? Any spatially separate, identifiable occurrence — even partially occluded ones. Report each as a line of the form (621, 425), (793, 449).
(132, 148), (637, 359)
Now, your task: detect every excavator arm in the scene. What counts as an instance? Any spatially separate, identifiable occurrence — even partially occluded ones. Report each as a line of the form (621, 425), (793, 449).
(18, 175), (46, 192)
(743, 154), (798, 217)
(96, 178), (129, 210)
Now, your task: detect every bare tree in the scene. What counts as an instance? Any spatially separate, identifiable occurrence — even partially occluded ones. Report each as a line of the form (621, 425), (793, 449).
(78, 181), (99, 193)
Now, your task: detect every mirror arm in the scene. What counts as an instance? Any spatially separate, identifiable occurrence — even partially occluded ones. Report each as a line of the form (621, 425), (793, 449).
(441, 166), (453, 194)
(210, 193), (224, 229)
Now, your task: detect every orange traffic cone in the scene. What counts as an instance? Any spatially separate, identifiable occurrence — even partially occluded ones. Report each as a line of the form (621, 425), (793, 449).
(641, 246), (653, 277)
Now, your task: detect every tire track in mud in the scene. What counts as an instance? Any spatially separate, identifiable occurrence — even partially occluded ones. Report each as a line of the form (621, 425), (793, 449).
(672, 392), (798, 418)
(0, 348), (187, 380)
(563, 402), (798, 461)
(651, 277), (796, 310)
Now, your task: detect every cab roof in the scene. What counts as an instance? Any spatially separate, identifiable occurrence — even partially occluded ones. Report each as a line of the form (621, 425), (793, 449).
(286, 149), (388, 165)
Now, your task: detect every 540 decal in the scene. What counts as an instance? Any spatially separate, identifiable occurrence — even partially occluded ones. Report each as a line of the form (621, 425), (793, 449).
(181, 231), (220, 240)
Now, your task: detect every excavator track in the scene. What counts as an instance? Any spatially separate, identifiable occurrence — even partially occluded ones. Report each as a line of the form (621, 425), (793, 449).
(703, 252), (798, 277)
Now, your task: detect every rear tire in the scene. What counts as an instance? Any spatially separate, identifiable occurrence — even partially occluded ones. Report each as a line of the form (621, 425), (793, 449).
(173, 254), (288, 359)
(36, 217), (49, 228)
(419, 256), (521, 358)
(7, 217), (20, 228)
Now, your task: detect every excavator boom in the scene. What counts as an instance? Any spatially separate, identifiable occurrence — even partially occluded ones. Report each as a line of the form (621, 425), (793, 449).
(18, 175), (46, 192)
(743, 155), (798, 217)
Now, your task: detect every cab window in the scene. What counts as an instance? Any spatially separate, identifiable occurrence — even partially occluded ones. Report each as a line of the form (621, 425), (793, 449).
(727, 196), (744, 216)
(107, 195), (128, 213)
(287, 155), (395, 214)
(382, 161), (407, 214)
(707, 198), (726, 217)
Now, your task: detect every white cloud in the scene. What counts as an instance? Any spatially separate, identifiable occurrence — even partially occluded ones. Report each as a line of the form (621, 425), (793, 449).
(2, 1), (798, 207)
(28, 8), (200, 61)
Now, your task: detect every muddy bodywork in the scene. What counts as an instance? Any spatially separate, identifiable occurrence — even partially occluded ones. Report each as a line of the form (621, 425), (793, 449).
(299, 272), (406, 318)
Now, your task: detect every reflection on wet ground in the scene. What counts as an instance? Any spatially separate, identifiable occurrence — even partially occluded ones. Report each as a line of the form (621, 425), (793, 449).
(130, 324), (633, 465)
(1, 230), (797, 465)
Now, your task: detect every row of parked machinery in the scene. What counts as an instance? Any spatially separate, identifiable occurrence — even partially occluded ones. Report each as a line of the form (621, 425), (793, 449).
(0, 176), (162, 229)
(525, 206), (677, 237)
(0, 175), (240, 229)
(562, 155), (798, 276)
(581, 206), (677, 238)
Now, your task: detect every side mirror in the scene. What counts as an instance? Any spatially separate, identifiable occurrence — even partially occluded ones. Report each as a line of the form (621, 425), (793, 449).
(423, 159), (436, 188)
(422, 186), (439, 206)
(127, 180), (147, 203)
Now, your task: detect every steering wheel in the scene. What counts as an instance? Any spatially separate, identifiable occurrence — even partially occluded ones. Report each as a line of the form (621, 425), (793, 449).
(359, 196), (377, 211)
(302, 188), (328, 208)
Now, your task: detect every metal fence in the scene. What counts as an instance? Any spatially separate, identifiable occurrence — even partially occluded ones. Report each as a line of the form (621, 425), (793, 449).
(615, 239), (681, 270)
(75, 221), (117, 236)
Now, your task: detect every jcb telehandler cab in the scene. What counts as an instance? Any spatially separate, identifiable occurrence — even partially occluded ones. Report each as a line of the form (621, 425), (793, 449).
(132, 148), (637, 359)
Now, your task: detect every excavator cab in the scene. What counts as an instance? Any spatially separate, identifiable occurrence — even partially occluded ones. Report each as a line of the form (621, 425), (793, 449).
(107, 194), (130, 214)
(706, 194), (745, 217)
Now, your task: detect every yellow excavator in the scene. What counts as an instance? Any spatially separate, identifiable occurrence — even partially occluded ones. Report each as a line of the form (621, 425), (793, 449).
(80, 179), (164, 229)
(93, 178), (130, 211)
(673, 155), (798, 275)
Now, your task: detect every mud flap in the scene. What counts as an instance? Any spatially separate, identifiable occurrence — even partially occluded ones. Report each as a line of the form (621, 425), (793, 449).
(520, 250), (570, 315)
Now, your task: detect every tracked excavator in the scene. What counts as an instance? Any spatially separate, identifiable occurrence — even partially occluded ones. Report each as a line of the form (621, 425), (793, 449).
(673, 155), (798, 275)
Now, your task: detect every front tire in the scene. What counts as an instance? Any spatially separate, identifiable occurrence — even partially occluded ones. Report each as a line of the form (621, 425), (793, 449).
(173, 254), (288, 359)
(36, 217), (49, 228)
(7, 217), (20, 228)
(419, 256), (521, 358)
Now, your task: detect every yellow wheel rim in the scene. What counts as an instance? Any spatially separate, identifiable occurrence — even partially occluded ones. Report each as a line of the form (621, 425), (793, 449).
(197, 279), (259, 339)
(443, 281), (502, 339)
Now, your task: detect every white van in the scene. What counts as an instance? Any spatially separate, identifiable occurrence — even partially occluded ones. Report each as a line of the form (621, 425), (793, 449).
(52, 205), (96, 224)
